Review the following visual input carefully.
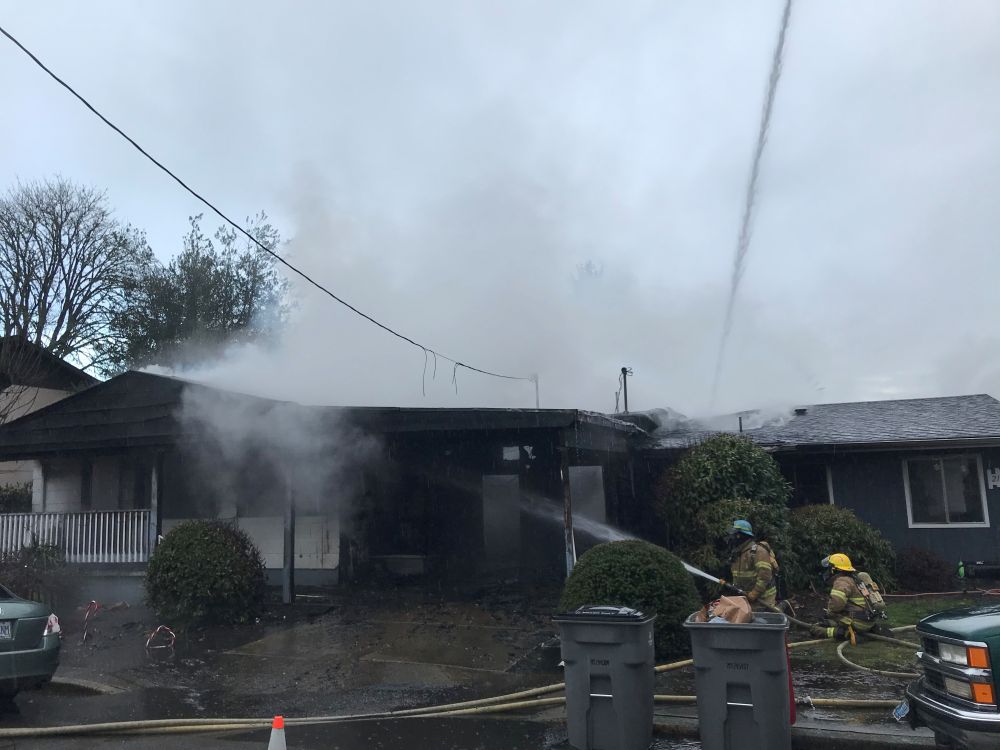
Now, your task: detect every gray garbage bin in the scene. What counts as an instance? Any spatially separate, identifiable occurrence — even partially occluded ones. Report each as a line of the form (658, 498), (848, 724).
(553, 605), (655, 750)
(684, 611), (791, 750)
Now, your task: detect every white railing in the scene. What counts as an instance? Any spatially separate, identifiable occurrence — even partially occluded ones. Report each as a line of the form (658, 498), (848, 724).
(0, 511), (150, 564)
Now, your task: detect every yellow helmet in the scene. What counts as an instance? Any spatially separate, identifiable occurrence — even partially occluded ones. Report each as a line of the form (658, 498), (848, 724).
(821, 553), (855, 572)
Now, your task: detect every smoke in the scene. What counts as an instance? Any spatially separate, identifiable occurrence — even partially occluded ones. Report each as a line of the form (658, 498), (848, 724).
(176, 384), (381, 523)
(12, 2), (999, 417)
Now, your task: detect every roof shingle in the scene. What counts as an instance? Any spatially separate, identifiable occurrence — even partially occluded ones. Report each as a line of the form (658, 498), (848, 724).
(651, 394), (1000, 450)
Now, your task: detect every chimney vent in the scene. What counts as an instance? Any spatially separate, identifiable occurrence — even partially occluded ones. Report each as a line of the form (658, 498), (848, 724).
(794, 407), (807, 416)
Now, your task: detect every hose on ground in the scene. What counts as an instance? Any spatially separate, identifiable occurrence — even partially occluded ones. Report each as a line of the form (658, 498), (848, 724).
(0, 635), (848, 739)
(654, 695), (900, 709)
(4, 688), (909, 739)
(836, 639), (919, 679)
(862, 632), (920, 649)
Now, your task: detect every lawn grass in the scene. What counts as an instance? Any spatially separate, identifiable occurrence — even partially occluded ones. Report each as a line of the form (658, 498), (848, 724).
(885, 596), (978, 626)
(789, 596), (981, 674)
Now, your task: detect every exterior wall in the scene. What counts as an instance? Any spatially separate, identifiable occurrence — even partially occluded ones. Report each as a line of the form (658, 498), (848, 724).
(29, 455), (150, 514)
(827, 448), (1000, 563)
(0, 386), (71, 489)
(40, 458), (83, 513)
(161, 515), (339, 571)
(0, 386), (69, 425)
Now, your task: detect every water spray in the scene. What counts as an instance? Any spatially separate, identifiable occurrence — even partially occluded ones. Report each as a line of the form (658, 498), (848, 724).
(681, 560), (745, 595)
(710, 0), (794, 406)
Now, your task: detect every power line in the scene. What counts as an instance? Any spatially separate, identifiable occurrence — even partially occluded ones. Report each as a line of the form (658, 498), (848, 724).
(0, 23), (533, 387)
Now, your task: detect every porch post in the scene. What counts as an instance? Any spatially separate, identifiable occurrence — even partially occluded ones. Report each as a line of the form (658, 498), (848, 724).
(560, 436), (577, 577)
(149, 458), (159, 555)
(282, 478), (295, 605)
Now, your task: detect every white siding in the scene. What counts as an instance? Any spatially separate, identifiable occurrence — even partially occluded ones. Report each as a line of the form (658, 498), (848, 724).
(162, 514), (339, 571)
(42, 459), (83, 513)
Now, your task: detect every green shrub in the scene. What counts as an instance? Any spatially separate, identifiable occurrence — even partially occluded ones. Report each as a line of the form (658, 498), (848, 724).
(146, 521), (265, 626)
(685, 498), (793, 583)
(559, 540), (701, 659)
(896, 546), (954, 593)
(655, 435), (791, 550)
(785, 505), (895, 592)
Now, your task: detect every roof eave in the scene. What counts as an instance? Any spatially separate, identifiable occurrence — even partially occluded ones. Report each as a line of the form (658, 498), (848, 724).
(766, 436), (1000, 453)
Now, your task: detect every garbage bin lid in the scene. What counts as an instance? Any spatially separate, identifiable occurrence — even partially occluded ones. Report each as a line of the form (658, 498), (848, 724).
(554, 605), (652, 622)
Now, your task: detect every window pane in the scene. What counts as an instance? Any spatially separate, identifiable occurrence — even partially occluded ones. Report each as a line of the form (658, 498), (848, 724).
(908, 459), (946, 524)
(943, 457), (985, 523)
(785, 463), (829, 507)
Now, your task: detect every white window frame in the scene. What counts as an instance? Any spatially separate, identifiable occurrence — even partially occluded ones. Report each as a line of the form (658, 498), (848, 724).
(902, 454), (990, 529)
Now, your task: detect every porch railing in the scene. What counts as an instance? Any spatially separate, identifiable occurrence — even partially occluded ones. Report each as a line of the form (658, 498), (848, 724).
(0, 511), (150, 564)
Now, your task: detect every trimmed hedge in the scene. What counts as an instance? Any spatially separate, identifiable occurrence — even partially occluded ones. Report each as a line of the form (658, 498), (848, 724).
(559, 540), (701, 658)
(655, 435), (791, 550)
(146, 521), (266, 626)
(785, 505), (895, 591)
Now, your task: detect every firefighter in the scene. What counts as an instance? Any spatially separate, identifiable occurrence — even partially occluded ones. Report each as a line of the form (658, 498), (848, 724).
(810, 553), (889, 640)
(726, 519), (778, 609)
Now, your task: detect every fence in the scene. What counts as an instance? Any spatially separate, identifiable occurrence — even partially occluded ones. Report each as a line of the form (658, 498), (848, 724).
(0, 511), (150, 563)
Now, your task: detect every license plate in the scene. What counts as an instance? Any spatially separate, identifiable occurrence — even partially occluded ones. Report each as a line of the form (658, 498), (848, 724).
(0, 622), (12, 640)
(892, 699), (910, 723)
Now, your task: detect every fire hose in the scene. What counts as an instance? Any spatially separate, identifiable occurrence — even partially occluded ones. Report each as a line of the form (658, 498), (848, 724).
(0, 636), (888, 739)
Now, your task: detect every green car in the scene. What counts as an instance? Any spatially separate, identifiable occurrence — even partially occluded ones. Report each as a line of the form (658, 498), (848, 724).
(903, 603), (1000, 749)
(0, 584), (61, 698)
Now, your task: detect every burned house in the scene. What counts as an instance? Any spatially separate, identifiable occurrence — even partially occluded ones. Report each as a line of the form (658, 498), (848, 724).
(0, 371), (642, 592)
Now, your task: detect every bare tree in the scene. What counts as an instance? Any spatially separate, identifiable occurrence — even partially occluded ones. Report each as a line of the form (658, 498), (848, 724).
(0, 177), (151, 374)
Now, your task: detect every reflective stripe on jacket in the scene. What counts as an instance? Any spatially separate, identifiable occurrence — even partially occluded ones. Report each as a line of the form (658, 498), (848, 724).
(826, 574), (873, 631)
(731, 539), (777, 607)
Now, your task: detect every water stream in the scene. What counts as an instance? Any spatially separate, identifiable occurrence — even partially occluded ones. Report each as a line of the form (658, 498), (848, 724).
(710, 0), (794, 406)
(521, 497), (636, 543)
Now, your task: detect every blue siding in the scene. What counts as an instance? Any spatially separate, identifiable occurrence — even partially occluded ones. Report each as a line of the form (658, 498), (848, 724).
(829, 449), (1000, 563)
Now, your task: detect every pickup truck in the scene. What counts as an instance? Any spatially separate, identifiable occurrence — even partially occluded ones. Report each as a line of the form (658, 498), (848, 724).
(904, 602), (1000, 749)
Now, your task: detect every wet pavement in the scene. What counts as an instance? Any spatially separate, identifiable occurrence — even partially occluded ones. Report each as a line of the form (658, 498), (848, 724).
(0, 585), (935, 748)
(0, 718), (702, 749)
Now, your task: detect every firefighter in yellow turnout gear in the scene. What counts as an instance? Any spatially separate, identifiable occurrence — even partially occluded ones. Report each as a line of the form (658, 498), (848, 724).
(811, 553), (889, 640)
(726, 519), (778, 609)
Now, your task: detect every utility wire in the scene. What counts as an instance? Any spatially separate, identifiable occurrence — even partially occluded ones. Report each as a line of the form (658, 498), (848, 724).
(0, 24), (533, 387)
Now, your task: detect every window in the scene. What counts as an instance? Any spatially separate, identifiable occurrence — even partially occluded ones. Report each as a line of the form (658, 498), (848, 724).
(784, 462), (832, 507)
(904, 455), (988, 527)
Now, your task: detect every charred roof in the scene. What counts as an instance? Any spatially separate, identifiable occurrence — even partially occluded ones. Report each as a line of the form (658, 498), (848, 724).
(0, 370), (641, 458)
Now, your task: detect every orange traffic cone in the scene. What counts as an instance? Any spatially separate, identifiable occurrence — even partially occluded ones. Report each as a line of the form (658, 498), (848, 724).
(267, 715), (286, 750)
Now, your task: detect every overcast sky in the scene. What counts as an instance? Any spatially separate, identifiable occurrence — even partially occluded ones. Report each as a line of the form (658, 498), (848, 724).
(3, 1), (999, 415)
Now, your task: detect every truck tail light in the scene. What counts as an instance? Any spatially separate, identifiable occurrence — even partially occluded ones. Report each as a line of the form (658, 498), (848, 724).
(973, 683), (996, 705)
(968, 646), (991, 669)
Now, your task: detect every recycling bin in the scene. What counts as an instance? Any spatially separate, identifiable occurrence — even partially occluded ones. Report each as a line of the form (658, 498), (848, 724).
(684, 611), (791, 750)
(553, 605), (655, 750)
